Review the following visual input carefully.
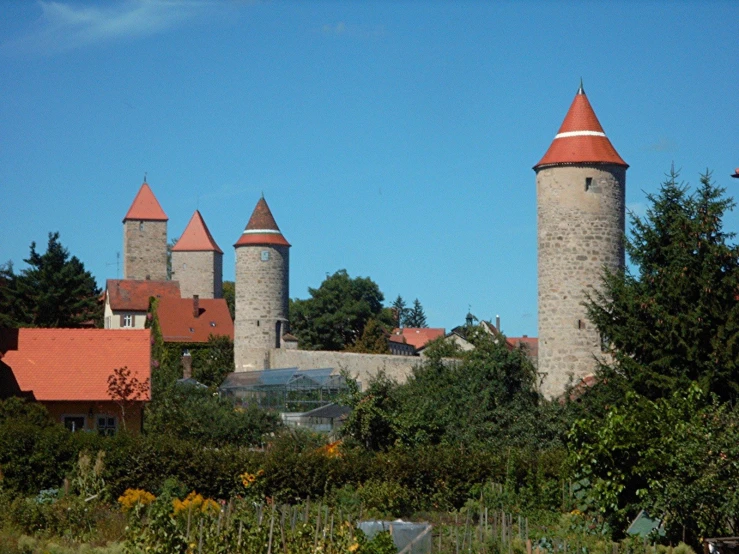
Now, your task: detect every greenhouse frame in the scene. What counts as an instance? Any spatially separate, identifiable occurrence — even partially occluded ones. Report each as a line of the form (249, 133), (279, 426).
(219, 367), (350, 412)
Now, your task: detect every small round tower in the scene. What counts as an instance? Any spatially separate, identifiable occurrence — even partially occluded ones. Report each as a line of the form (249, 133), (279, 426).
(122, 179), (168, 281)
(233, 196), (290, 371)
(534, 83), (628, 398)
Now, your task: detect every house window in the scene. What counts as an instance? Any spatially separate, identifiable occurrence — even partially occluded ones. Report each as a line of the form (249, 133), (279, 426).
(63, 416), (86, 432)
(97, 416), (117, 436)
(123, 314), (133, 327)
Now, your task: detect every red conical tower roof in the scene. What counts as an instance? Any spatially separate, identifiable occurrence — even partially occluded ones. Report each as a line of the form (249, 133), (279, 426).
(123, 181), (168, 222)
(234, 196), (290, 248)
(171, 210), (223, 254)
(535, 84), (628, 169)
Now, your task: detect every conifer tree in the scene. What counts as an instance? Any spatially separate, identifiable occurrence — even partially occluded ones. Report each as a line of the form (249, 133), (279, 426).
(404, 298), (428, 328)
(0, 232), (102, 328)
(586, 169), (739, 401)
(391, 295), (407, 328)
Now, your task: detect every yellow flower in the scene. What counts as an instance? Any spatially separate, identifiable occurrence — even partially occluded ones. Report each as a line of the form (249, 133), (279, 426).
(349, 542), (360, 552)
(173, 491), (220, 516)
(118, 489), (155, 512)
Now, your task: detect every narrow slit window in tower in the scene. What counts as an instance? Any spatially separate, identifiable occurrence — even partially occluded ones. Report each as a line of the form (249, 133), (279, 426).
(585, 177), (593, 192)
(139, 221), (144, 231)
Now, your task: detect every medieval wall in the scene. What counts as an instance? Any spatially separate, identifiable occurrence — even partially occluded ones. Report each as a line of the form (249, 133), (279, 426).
(123, 220), (168, 281)
(536, 163), (625, 397)
(269, 348), (421, 390)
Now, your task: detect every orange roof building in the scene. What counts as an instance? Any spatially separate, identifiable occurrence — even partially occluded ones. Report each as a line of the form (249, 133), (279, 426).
(0, 328), (151, 433)
(171, 210), (224, 299)
(391, 328), (445, 351)
(156, 296), (234, 343)
(535, 84), (628, 169)
(104, 279), (180, 330)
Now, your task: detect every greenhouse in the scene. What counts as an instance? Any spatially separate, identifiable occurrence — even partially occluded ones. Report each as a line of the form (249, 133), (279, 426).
(219, 367), (350, 412)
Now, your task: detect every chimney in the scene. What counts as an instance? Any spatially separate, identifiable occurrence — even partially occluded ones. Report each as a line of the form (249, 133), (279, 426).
(181, 351), (192, 380)
(193, 295), (200, 318)
(495, 315), (501, 332)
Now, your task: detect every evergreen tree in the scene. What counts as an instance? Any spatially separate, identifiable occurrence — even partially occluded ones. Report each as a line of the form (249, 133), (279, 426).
(391, 295), (407, 328)
(586, 170), (739, 401)
(404, 298), (428, 328)
(0, 233), (102, 328)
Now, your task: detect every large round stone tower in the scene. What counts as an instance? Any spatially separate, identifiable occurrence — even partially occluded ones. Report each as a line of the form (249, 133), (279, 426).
(534, 84), (628, 398)
(233, 196), (290, 371)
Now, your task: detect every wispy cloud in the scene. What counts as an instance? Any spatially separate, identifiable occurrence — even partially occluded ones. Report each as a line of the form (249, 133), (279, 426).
(3, 0), (213, 55)
(320, 21), (384, 39)
(643, 137), (677, 153)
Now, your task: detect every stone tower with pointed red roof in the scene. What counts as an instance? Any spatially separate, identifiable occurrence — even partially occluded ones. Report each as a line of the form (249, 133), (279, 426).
(123, 181), (168, 281)
(171, 210), (223, 299)
(233, 196), (290, 370)
(534, 84), (628, 398)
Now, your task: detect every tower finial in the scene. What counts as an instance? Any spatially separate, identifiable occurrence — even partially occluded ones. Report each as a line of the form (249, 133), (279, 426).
(261, 190), (264, 199)
(578, 78), (584, 95)
(143, 172), (147, 183)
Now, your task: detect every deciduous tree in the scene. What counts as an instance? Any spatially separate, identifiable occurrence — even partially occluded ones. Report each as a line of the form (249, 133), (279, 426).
(289, 269), (392, 350)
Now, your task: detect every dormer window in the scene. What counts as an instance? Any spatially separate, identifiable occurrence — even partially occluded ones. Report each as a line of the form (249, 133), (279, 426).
(210, 321), (216, 327)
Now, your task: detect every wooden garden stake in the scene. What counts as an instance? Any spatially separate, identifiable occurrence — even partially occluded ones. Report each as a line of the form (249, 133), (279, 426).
(267, 502), (276, 554)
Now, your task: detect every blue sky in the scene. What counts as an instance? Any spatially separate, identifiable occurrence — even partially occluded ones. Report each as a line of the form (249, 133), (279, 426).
(1, 0), (737, 337)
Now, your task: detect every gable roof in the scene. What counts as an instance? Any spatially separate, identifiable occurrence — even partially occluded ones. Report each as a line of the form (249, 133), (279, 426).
(506, 336), (539, 358)
(123, 182), (168, 222)
(391, 328), (445, 350)
(535, 84), (628, 169)
(0, 328), (151, 402)
(156, 296), (234, 343)
(171, 210), (223, 254)
(106, 279), (181, 312)
(234, 196), (290, 248)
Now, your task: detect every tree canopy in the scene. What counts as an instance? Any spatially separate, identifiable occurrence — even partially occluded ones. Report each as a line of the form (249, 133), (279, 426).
(585, 170), (739, 401)
(289, 269), (393, 350)
(0, 232), (102, 328)
(341, 327), (560, 451)
(403, 298), (428, 328)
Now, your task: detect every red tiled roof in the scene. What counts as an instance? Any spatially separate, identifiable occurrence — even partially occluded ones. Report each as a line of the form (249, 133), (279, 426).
(106, 280), (180, 312)
(391, 328), (445, 350)
(0, 328), (151, 401)
(171, 210), (223, 254)
(506, 336), (539, 358)
(234, 197), (290, 248)
(156, 297), (234, 343)
(123, 182), (168, 222)
(535, 85), (628, 169)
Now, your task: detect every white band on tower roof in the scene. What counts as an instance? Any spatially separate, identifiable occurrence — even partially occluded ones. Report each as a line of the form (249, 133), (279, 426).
(554, 130), (607, 139)
(242, 229), (282, 235)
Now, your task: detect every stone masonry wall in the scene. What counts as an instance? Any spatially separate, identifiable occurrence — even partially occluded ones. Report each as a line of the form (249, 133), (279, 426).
(234, 244), (289, 370)
(171, 250), (223, 299)
(123, 220), (167, 281)
(270, 349), (421, 391)
(537, 164), (625, 398)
